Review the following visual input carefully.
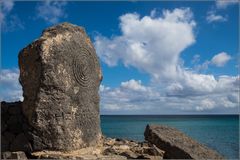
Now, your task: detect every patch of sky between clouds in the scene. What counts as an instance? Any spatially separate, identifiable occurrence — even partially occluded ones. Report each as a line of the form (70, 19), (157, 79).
(36, 0), (68, 24)
(205, 0), (239, 24)
(206, 11), (227, 23)
(216, 0), (239, 9)
(0, 0), (24, 32)
(192, 52), (232, 72)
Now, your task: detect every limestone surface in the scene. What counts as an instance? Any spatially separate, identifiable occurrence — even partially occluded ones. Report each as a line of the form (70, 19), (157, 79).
(1, 151), (28, 160)
(31, 137), (164, 160)
(144, 124), (224, 159)
(18, 22), (102, 151)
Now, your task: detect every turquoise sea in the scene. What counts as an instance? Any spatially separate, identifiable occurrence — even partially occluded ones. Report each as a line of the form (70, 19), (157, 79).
(101, 115), (239, 159)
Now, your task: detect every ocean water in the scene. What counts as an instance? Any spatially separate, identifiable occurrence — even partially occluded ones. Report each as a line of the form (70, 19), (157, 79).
(101, 115), (239, 159)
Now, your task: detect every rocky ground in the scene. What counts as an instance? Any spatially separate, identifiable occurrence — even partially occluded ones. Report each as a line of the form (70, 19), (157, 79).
(2, 137), (164, 159)
(1, 101), (224, 159)
(29, 137), (164, 159)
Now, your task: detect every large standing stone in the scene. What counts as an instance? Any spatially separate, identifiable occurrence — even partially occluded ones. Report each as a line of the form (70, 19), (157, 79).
(18, 22), (102, 151)
(144, 125), (224, 159)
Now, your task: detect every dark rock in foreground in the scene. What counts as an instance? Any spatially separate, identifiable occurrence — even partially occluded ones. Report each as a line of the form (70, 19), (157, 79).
(144, 124), (224, 159)
(1, 102), (164, 159)
(18, 22), (102, 151)
(1, 101), (32, 153)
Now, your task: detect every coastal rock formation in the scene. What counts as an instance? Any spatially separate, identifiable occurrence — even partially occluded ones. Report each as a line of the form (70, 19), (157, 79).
(1, 22), (225, 160)
(31, 137), (164, 159)
(1, 104), (164, 160)
(18, 22), (102, 151)
(144, 124), (224, 159)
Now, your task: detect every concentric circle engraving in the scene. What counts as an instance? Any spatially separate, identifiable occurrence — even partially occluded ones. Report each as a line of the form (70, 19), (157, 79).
(73, 47), (98, 88)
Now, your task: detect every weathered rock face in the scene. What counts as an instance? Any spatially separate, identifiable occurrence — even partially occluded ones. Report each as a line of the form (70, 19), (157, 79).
(144, 124), (224, 159)
(1, 101), (32, 153)
(2, 151), (28, 160)
(18, 22), (102, 151)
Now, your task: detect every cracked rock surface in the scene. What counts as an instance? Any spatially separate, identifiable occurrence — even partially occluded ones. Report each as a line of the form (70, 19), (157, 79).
(144, 124), (224, 159)
(18, 22), (102, 151)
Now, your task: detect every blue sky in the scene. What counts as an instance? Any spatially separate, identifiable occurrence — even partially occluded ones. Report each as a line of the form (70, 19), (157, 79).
(0, 0), (239, 114)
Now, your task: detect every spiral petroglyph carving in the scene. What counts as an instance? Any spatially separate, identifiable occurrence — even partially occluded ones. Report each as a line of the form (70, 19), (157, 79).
(19, 23), (102, 151)
(73, 47), (98, 88)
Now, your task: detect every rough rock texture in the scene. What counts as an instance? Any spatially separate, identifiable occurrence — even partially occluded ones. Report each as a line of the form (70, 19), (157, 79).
(1, 105), (164, 160)
(103, 137), (164, 159)
(144, 124), (224, 159)
(18, 22), (102, 151)
(1, 151), (28, 160)
(31, 137), (164, 159)
(1, 101), (32, 153)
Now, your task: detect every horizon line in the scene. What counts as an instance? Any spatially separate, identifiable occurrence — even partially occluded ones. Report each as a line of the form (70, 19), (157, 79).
(100, 114), (239, 116)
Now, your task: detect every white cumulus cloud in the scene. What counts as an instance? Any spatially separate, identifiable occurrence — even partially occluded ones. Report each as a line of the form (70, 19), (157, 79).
(216, 0), (239, 9)
(206, 11), (227, 23)
(0, 69), (23, 102)
(196, 99), (216, 111)
(100, 76), (239, 114)
(95, 8), (222, 95)
(95, 9), (238, 114)
(211, 52), (231, 67)
(192, 52), (232, 72)
(36, 0), (67, 24)
(121, 79), (147, 92)
(95, 8), (196, 82)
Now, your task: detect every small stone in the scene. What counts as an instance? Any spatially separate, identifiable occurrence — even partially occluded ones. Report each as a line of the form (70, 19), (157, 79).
(111, 144), (131, 153)
(141, 141), (149, 148)
(103, 147), (116, 155)
(120, 150), (138, 159)
(1, 151), (27, 160)
(97, 155), (127, 160)
(136, 154), (150, 159)
(104, 137), (116, 146)
(118, 145), (130, 150)
(143, 145), (165, 157)
(115, 138), (123, 142)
